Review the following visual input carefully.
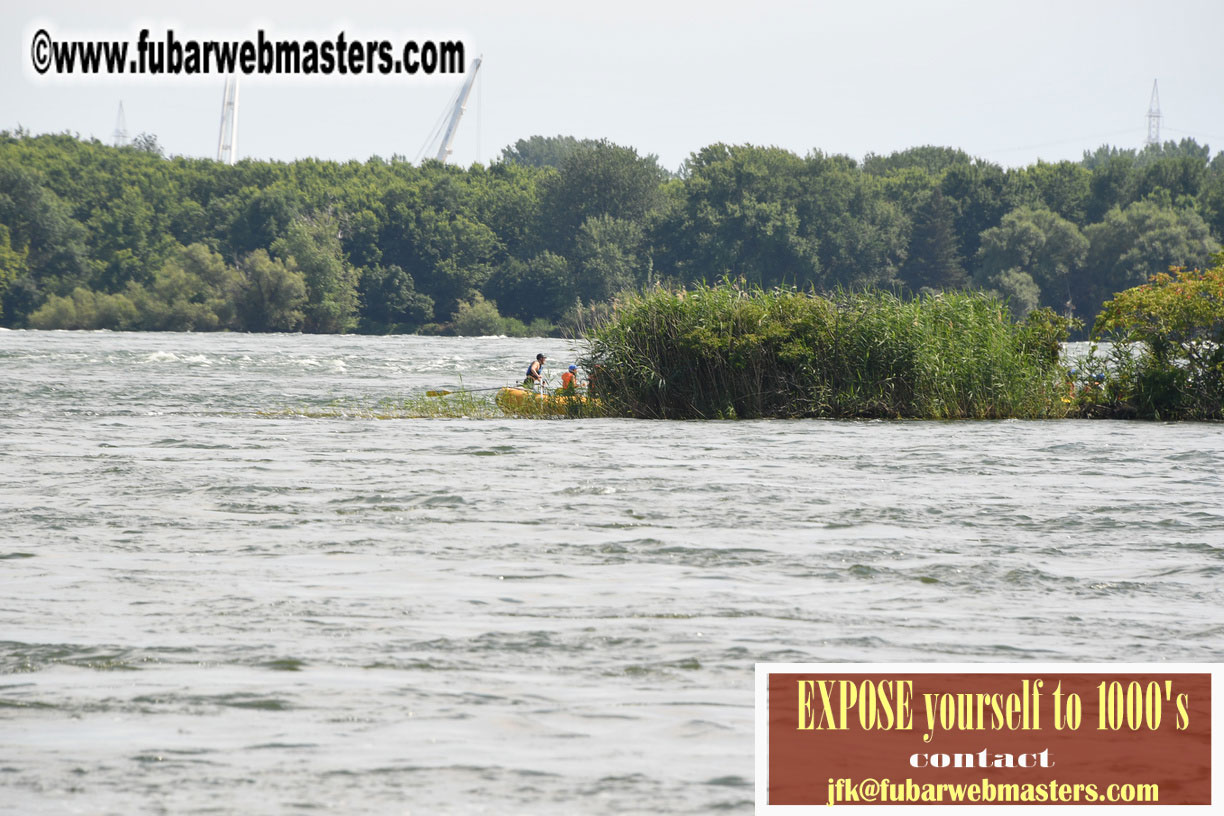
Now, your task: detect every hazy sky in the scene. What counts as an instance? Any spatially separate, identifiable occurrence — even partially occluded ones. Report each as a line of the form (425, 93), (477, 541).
(5, 0), (1222, 172)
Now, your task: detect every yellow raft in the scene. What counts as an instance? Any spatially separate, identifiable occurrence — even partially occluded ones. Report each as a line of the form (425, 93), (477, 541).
(495, 387), (597, 416)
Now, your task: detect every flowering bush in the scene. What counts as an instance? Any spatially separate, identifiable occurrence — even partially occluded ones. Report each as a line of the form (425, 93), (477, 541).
(1090, 254), (1224, 418)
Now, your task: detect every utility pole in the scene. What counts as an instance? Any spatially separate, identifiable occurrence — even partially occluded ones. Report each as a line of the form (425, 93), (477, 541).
(1145, 79), (1161, 147)
(217, 77), (240, 165)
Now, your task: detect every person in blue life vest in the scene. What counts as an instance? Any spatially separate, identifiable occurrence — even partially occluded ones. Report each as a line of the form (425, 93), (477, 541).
(559, 364), (580, 393)
(523, 353), (546, 391)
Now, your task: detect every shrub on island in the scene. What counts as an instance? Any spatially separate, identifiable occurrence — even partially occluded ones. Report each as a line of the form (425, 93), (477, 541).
(1077, 255), (1224, 420)
(582, 283), (1074, 419)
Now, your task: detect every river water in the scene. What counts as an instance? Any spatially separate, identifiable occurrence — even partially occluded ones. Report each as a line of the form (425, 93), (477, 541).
(2, 330), (1222, 814)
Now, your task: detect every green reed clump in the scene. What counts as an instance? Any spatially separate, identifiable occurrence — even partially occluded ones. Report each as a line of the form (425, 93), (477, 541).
(258, 388), (608, 420)
(258, 392), (505, 420)
(583, 284), (1071, 419)
(377, 392), (506, 419)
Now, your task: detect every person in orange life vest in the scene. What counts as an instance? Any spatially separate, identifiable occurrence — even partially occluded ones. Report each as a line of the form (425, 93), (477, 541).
(559, 364), (580, 392)
(523, 354), (546, 391)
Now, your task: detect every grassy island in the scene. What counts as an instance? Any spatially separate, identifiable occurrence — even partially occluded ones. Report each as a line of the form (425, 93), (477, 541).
(582, 284), (1073, 420)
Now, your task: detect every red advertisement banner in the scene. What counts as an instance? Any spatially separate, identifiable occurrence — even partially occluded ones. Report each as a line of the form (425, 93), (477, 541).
(762, 669), (1212, 807)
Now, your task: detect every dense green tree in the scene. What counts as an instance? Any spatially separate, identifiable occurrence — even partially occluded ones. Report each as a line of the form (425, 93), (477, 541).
(1084, 152), (1138, 223)
(88, 184), (165, 292)
(1135, 137), (1212, 167)
(130, 242), (241, 330)
(131, 133), (163, 156)
(539, 140), (666, 252)
(657, 143), (819, 288)
(27, 286), (139, 330)
(410, 209), (499, 317)
(939, 161), (1010, 262)
(451, 292), (507, 336)
(225, 183), (303, 258)
(500, 135), (603, 169)
(900, 189), (965, 292)
(1081, 144), (1136, 171)
(1083, 139), (1211, 173)
(465, 161), (547, 259)
(486, 251), (572, 321)
(1013, 161), (1091, 224)
(1137, 156), (1208, 207)
(234, 249), (306, 332)
(572, 215), (647, 304)
(0, 224), (26, 317)
(875, 166), (940, 223)
(984, 268), (1042, 317)
(272, 215), (360, 333)
(799, 153), (907, 288)
(1200, 155), (1224, 241)
(862, 145), (974, 176)
(357, 263), (433, 332)
(2, 130), (1222, 336)
(373, 175), (502, 317)
(975, 206), (1088, 317)
(340, 208), (384, 270)
(0, 159), (92, 321)
(1081, 201), (1218, 322)
(1091, 257), (1224, 419)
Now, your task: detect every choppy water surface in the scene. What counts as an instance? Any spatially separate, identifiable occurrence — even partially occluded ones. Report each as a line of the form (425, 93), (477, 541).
(2, 330), (1222, 814)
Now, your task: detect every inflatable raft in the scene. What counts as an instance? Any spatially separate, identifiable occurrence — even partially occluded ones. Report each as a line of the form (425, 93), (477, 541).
(495, 387), (596, 416)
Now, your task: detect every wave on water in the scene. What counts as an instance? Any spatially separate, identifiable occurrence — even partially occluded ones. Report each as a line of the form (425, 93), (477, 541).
(3, 330), (1222, 815)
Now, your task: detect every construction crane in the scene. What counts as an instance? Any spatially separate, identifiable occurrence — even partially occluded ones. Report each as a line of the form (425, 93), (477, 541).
(435, 56), (482, 162)
(418, 56), (482, 164)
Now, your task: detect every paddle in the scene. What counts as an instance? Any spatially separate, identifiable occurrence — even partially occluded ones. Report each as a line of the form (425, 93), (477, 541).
(426, 386), (507, 397)
(427, 372), (553, 397)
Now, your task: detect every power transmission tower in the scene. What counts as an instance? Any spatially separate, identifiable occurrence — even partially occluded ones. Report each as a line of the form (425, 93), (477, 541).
(216, 77), (240, 164)
(1145, 79), (1161, 147)
(113, 101), (128, 146)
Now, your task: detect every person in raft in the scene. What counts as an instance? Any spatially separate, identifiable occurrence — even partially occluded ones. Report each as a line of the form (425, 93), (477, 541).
(523, 354), (546, 391)
(559, 364), (580, 392)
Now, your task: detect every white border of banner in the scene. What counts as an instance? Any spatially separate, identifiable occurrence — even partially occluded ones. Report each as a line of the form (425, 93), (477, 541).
(755, 662), (1222, 814)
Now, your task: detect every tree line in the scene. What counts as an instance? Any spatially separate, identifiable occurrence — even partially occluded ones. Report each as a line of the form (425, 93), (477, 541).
(1, 131), (1220, 336)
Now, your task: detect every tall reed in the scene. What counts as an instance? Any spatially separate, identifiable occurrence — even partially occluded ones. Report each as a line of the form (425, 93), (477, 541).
(582, 284), (1070, 419)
